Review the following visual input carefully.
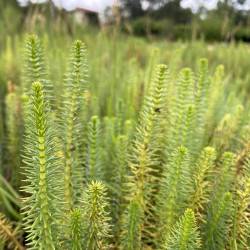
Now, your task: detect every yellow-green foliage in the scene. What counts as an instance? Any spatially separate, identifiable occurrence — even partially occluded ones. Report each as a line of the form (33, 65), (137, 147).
(81, 181), (111, 250)
(164, 209), (201, 249)
(70, 209), (84, 250)
(127, 64), (169, 246)
(61, 40), (87, 211)
(0, 212), (23, 250)
(231, 153), (250, 249)
(21, 82), (64, 249)
(0, 33), (249, 249)
(191, 147), (216, 221)
(159, 146), (193, 239)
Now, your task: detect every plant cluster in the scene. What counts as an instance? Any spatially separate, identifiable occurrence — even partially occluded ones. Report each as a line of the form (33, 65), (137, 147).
(0, 35), (249, 249)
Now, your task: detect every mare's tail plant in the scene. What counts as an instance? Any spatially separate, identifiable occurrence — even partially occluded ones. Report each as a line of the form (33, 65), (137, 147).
(61, 40), (87, 211)
(21, 82), (63, 249)
(116, 99), (125, 136)
(127, 64), (168, 247)
(191, 147), (216, 222)
(81, 181), (111, 249)
(121, 200), (141, 250)
(23, 35), (53, 103)
(193, 59), (210, 155)
(85, 115), (102, 182)
(110, 134), (128, 241)
(202, 152), (235, 249)
(205, 64), (224, 143)
(164, 209), (201, 249)
(69, 209), (85, 250)
(231, 153), (250, 249)
(5, 88), (21, 189)
(165, 68), (195, 160)
(158, 146), (193, 240)
(203, 192), (232, 250)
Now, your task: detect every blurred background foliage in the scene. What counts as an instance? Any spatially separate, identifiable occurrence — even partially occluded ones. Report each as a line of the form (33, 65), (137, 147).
(117, 0), (250, 41)
(0, 0), (250, 43)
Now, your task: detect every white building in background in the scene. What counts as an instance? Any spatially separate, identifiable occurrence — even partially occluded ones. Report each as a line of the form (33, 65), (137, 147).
(73, 7), (99, 25)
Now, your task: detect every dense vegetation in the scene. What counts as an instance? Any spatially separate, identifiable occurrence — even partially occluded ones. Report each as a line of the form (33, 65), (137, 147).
(0, 1), (249, 248)
(119, 0), (250, 41)
(0, 30), (249, 249)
